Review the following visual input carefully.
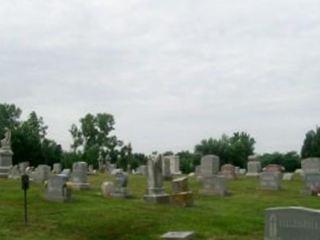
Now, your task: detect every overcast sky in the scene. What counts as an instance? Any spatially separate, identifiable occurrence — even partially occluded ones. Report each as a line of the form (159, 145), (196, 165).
(0, 0), (319, 154)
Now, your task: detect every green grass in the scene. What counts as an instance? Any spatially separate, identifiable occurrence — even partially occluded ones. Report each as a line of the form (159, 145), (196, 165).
(0, 174), (319, 240)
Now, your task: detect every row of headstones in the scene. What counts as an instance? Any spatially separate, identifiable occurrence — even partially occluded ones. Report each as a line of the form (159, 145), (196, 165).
(194, 154), (320, 195)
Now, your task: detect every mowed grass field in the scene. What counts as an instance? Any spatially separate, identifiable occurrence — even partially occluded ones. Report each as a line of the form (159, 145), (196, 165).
(0, 173), (319, 240)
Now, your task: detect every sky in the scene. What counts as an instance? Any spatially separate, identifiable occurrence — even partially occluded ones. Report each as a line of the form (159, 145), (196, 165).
(0, 0), (319, 154)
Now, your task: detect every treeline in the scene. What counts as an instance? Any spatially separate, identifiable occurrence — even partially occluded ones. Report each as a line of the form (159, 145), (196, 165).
(1, 103), (320, 173)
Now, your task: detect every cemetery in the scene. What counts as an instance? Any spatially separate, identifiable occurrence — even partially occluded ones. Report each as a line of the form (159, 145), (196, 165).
(0, 1), (319, 238)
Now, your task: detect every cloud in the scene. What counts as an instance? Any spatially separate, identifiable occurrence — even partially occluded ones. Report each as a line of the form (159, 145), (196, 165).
(0, 0), (319, 154)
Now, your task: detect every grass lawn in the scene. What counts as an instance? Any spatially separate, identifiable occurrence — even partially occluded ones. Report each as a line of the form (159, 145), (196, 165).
(0, 173), (319, 240)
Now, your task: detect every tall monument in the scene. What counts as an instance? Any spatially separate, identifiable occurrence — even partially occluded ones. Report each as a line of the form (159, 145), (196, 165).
(0, 128), (13, 178)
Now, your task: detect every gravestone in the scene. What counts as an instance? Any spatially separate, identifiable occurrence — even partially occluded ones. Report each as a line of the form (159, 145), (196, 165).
(200, 176), (229, 196)
(283, 173), (293, 181)
(162, 156), (173, 180)
(137, 165), (147, 176)
(52, 163), (62, 174)
(171, 155), (181, 175)
(101, 181), (115, 197)
(45, 175), (71, 202)
(220, 164), (237, 180)
(265, 207), (320, 240)
(239, 169), (247, 175)
(195, 166), (201, 176)
(171, 177), (193, 207)
(260, 172), (282, 190)
(302, 158), (320, 174)
(18, 162), (29, 174)
(70, 162), (90, 190)
(60, 169), (71, 179)
(161, 231), (195, 240)
(200, 155), (220, 177)
(112, 171), (130, 198)
(8, 165), (21, 179)
(246, 155), (261, 177)
(264, 164), (284, 175)
(303, 172), (320, 195)
(0, 128), (13, 178)
(144, 155), (170, 204)
(32, 164), (51, 183)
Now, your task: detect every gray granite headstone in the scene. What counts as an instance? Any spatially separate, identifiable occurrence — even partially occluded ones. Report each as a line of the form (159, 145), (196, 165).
(144, 155), (169, 204)
(200, 175), (229, 196)
(112, 171), (130, 198)
(161, 231), (194, 240)
(200, 155), (220, 177)
(70, 162), (90, 190)
(260, 172), (281, 190)
(8, 165), (21, 179)
(52, 163), (62, 174)
(45, 175), (71, 202)
(246, 155), (261, 177)
(302, 158), (320, 174)
(32, 164), (51, 183)
(162, 156), (173, 180)
(303, 172), (320, 195)
(265, 207), (320, 240)
(18, 162), (29, 174)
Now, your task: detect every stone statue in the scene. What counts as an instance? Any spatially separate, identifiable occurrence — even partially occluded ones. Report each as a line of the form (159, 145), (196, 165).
(1, 128), (11, 149)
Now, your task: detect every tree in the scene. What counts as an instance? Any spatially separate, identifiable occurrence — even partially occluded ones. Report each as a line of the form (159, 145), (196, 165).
(70, 113), (119, 166)
(260, 151), (300, 172)
(301, 126), (320, 158)
(176, 151), (200, 174)
(194, 132), (255, 167)
(0, 103), (21, 138)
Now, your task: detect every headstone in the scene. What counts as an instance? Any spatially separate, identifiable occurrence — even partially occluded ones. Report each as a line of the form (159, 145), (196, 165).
(200, 155), (220, 177)
(137, 165), (147, 176)
(52, 163), (62, 174)
(302, 158), (320, 174)
(70, 162), (90, 190)
(246, 155), (261, 177)
(101, 181), (115, 198)
(171, 155), (181, 175)
(87, 164), (96, 175)
(161, 231), (195, 240)
(239, 168), (247, 175)
(162, 156), (173, 180)
(18, 162), (29, 174)
(264, 164), (285, 174)
(112, 171), (130, 198)
(220, 164), (237, 180)
(60, 169), (71, 179)
(200, 176), (229, 196)
(260, 172), (282, 190)
(283, 173), (293, 181)
(45, 175), (71, 202)
(235, 166), (240, 176)
(195, 165), (201, 176)
(265, 207), (320, 240)
(8, 165), (21, 179)
(144, 155), (170, 204)
(32, 164), (51, 183)
(171, 177), (193, 207)
(0, 128), (13, 178)
(303, 172), (320, 195)
(295, 169), (304, 177)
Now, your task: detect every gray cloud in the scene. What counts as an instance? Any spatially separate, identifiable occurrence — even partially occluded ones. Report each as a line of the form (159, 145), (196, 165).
(0, 0), (319, 154)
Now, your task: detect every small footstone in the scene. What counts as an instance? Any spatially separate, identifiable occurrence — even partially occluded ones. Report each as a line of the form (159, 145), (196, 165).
(161, 231), (194, 240)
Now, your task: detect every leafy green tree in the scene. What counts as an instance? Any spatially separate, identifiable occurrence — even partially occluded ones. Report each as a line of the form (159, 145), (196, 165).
(70, 113), (120, 166)
(61, 151), (82, 169)
(131, 153), (148, 170)
(0, 103), (21, 138)
(177, 151), (201, 174)
(260, 151), (300, 172)
(301, 127), (320, 158)
(194, 132), (255, 167)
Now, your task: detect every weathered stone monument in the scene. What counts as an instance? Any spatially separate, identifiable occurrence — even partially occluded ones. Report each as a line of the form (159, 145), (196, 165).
(111, 171), (130, 198)
(170, 177), (193, 207)
(220, 164), (237, 180)
(282, 173), (293, 181)
(70, 162), (90, 190)
(303, 172), (320, 195)
(60, 169), (71, 179)
(0, 128), (13, 178)
(200, 175), (229, 196)
(52, 163), (62, 174)
(260, 172), (282, 190)
(45, 175), (71, 202)
(200, 155), (220, 177)
(302, 158), (320, 174)
(264, 164), (285, 175)
(8, 165), (21, 179)
(18, 161), (29, 174)
(161, 231), (195, 240)
(162, 156), (173, 180)
(246, 155), (261, 177)
(144, 155), (170, 203)
(265, 207), (320, 240)
(137, 165), (147, 176)
(32, 164), (51, 183)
